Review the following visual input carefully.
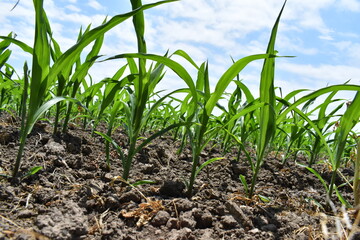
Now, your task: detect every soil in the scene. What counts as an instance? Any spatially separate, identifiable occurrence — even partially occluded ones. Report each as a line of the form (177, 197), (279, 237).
(0, 112), (359, 240)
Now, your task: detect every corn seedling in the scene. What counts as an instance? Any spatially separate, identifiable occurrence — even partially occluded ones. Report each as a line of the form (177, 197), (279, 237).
(1, 0), (360, 218)
(278, 85), (360, 206)
(245, 1), (286, 198)
(1, 0), (175, 178)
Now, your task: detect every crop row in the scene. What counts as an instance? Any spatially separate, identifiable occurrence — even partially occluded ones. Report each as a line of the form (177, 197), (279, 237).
(0, 0), (359, 208)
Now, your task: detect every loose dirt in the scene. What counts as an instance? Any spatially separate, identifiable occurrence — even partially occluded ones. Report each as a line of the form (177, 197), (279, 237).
(0, 112), (358, 239)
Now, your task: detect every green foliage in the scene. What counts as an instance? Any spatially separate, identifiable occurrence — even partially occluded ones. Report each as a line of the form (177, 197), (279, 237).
(2, 0), (175, 178)
(1, 0), (359, 208)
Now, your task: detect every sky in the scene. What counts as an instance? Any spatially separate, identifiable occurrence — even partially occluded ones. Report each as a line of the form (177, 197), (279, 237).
(1, 0), (360, 103)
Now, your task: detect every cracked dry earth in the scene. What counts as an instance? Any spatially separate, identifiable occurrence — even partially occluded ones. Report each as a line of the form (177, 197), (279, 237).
(0, 112), (359, 240)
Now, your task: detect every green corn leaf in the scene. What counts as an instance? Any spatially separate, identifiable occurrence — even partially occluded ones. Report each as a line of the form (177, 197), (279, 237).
(106, 53), (196, 97)
(27, 96), (80, 135)
(47, 0), (176, 87)
(234, 80), (255, 103)
(248, 1), (287, 198)
(127, 58), (139, 74)
(258, 194), (271, 203)
(300, 164), (329, 192)
(29, 0), (50, 114)
(131, 180), (156, 187)
(0, 49), (11, 69)
(277, 85), (360, 124)
(239, 174), (249, 196)
(205, 54), (270, 116)
(98, 75), (136, 118)
(95, 130), (126, 168)
(23, 166), (43, 179)
(0, 36), (33, 54)
(195, 157), (224, 178)
(49, 33), (62, 62)
(173, 49), (201, 70)
(135, 121), (194, 154)
(0, 33), (13, 52)
(142, 88), (191, 129)
(334, 185), (352, 208)
(283, 89), (309, 102)
(334, 92), (360, 168)
(328, 92), (360, 196)
(257, 0), (286, 159)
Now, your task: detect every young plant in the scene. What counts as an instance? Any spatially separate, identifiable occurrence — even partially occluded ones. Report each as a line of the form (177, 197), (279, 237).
(329, 92), (360, 201)
(1, 0), (174, 178)
(95, 0), (189, 180)
(278, 85), (360, 205)
(354, 140), (360, 207)
(246, 1), (287, 198)
(107, 46), (273, 197)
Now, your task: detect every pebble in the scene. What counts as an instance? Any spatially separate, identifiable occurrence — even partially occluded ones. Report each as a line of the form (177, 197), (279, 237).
(249, 228), (260, 234)
(179, 213), (196, 230)
(151, 210), (170, 227)
(225, 201), (254, 229)
(17, 209), (35, 218)
(175, 198), (195, 212)
(159, 180), (185, 197)
(193, 208), (213, 228)
(45, 140), (65, 155)
(220, 215), (238, 229)
(168, 228), (195, 240)
(166, 217), (179, 229)
(119, 190), (141, 203)
(261, 224), (277, 232)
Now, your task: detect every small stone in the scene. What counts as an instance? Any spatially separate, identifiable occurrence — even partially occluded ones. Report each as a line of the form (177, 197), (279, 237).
(81, 146), (92, 155)
(225, 201), (254, 229)
(45, 140), (65, 155)
(179, 213), (196, 230)
(159, 180), (185, 197)
(166, 218), (179, 229)
(199, 229), (214, 240)
(119, 190), (141, 203)
(261, 224), (277, 232)
(151, 210), (171, 227)
(249, 228), (260, 234)
(167, 228), (195, 240)
(17, 209), (35, 218)
(220, 215), (238, 229)
(175, 198), (195, 212)
(141, 164), (156, 174)
(103, 173), (114, 181)
(105, 195), (120, 210)
(193, 209), (213, 229)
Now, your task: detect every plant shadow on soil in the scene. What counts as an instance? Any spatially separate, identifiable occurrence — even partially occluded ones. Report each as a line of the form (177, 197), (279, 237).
(0, 112), (359, 240)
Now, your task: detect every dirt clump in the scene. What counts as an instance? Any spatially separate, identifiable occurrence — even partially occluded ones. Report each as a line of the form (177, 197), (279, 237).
(0, 113), (358, 239)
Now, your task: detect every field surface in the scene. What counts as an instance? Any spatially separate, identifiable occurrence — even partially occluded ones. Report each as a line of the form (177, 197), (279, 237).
(0, 112), (358, 240)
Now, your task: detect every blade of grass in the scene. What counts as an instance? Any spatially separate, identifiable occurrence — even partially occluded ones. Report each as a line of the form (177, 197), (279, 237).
(248, 0), (286, 198)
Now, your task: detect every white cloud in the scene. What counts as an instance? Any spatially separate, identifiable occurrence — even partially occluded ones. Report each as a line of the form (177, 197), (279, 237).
(1, 0), (360, 99)
(339, 0), (360, 11)
(319, 35), (334, 40)
(330, 40), (360, 65)
(65, 4), (81, 12)
(280, 62), (360, 87)
(88, 0), (103, 11)
(277, 34), (319, 55)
